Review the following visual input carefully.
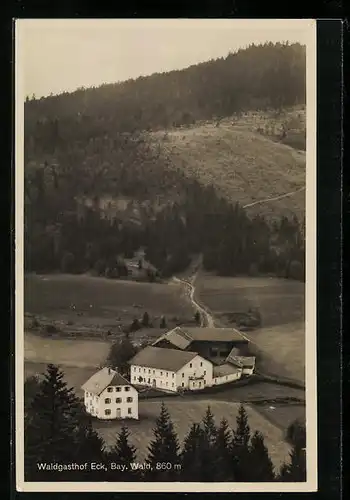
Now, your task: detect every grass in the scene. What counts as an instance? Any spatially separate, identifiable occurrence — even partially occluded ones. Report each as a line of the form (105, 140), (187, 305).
(196, 273), (305, 384)
(94, 399), (291, 472)
(151, 106), (306, 219)
(24, 273), (194, 332)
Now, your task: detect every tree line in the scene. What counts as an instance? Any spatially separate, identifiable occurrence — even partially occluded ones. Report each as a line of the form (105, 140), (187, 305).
(25, 42), (305, 136)
(25, 165), (305, 281)
(24, 364), (306, 482)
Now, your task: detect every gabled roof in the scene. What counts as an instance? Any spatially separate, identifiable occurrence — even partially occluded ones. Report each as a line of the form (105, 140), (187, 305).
(128, 345), (199, 372)
(157, 326), (248, 348)
(226, 353), (256, 369)
(81, 367), (132, 396)
(152, 328), (192, 350)
(213, 363), (242, 378)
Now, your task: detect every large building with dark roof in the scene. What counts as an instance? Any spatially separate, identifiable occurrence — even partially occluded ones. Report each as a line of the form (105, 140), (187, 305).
(152, 326), (249, 364)
(128, 326), (255, 393)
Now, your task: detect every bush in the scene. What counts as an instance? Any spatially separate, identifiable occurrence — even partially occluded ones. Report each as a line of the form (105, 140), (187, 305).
(46, 324), (59, 334)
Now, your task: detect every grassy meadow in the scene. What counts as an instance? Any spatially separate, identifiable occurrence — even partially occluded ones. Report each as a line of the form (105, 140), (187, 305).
(94, 399), (291, 472)
(196, 273), (305, 384)
(24, 273), (194, 333)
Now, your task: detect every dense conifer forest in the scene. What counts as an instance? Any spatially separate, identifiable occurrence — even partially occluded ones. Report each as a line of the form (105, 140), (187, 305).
(24, 42), (306, 280)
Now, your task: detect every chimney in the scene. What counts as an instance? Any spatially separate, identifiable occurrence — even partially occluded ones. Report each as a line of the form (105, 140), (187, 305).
(108, 367), (111, 375)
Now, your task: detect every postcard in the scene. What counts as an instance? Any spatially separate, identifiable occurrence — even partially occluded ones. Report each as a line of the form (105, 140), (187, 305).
(15, 18), (317, 492)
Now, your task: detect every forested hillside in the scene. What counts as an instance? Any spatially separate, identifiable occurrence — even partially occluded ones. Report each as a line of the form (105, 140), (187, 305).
(24, 42), (306, 281)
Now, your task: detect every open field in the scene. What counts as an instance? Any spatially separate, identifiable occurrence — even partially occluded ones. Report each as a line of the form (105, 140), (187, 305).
(24, 274), (194, 333)
(94, 399), (291, 472)
(151, 107), (305, 219)
(24, 361), (97, 398)
(196, 273), (305, 383)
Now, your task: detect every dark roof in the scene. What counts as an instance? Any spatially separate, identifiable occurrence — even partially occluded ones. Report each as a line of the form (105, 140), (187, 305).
(128, 346), (199, 372)
(172, 326), (248, 343)
(81, 367), (132, 396)
(213, 363), (242, 377)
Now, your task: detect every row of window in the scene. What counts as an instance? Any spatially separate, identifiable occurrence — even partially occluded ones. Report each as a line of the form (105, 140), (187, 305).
(106, 386), (130, 393)
(104, 408), (133, 416)
(134, 377), (175, 388)
(133, 366), (175, 377)
(104, 397), (133, 404)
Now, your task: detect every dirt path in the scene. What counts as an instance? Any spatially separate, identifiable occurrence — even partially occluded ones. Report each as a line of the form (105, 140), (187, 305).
(242, 186), (305, 209)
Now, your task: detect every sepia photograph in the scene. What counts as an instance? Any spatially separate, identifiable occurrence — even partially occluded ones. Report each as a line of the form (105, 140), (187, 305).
(15, 19), (317, 492)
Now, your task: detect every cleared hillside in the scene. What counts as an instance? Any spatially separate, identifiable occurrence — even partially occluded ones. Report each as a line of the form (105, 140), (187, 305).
(150, 109), (306, 219)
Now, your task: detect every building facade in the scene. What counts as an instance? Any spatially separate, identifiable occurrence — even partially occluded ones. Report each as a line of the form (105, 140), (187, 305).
(129, 346), (213, 392)
(82, 367), (138, 420)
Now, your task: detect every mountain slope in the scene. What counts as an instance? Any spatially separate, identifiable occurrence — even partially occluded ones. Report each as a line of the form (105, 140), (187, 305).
(150, 112), (305, 218)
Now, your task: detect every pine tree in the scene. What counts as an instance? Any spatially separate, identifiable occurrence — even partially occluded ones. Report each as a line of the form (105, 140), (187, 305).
(142, 311), (150, 327)
(24, 364), (103, 481)
(214, 418), (234, 481)
(145, 402), (180, 481)
(231, 404), (251, 481)
(200, 406), (219, 481)
(249, 431), (275, 481)
(279, 441), (306, 482)
(180, 423), (207, 481)
(194, 311), (201, 325)
(108, 425), (140, 481)
(202, 406), (217, 446)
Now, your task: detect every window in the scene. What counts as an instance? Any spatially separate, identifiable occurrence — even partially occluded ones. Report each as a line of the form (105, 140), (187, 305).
(144, 368), (146, 373)
(182, 373), (184, 378)
(134, 376), (137, 381)
(182, 382), (184, 387)
(172, 383), (175, 387)
(104, 398), (111, 404)
(107, 387), (113, 393)
(153, 370), (155, 374)
(125, 386), (130, 392)
(160, 371), (163, 376)
(139, 368), (141, 372)
(105, 409), (111, 416)
(116, 387), (121, 392)
(200, 362), (203, 367)
(204, 370), (206, 375)
(166, 382), (168, 387)
(166, 372), (168, 377)
(189, 363), (192, 368)
(226, 376), (228, 380)
(172, 373), (175, 378)
(149, 369), (151, 373)
(116, 398), (122, 403)
(128, 408), (132, 414)
(127, 397), (133, 403)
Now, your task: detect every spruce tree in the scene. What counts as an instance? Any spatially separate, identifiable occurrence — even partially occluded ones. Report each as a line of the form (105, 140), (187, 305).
(249, 431), (275, 481)
(214, 418), (234, 481)
(279, 441), (306, 481)
(180, 423), (206, 481)
(231, 404), (251, 481)
(200, 406), (219, 481)
(108, 425), (140, 481)
(202, 406), (217, 446)
(145, 402), (180, 481)
(24, 364), (104, 481)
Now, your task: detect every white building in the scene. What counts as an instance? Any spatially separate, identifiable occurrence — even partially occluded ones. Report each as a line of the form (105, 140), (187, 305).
(81, 367), (138, 420)
(212, 363), (243, 385)
(129, 345), (213, 392)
